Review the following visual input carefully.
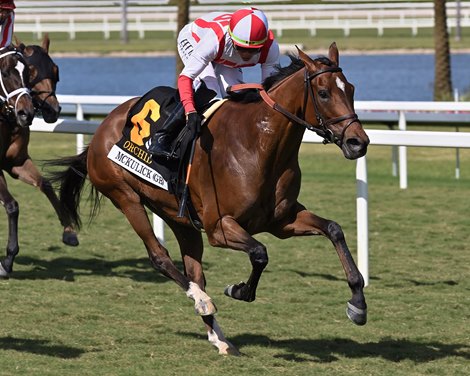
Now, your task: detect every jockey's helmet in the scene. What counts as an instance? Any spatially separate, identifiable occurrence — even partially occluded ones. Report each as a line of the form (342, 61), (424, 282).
(228, 7), (269, 49)
(0, 0), (15, 10)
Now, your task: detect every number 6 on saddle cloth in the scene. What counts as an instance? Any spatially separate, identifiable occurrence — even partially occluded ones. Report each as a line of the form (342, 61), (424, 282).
(111, 84), (217, 197)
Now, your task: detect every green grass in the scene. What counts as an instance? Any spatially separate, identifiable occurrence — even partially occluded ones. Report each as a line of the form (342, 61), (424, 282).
(14, 25), (470, 55)
(0, 132), (469, 375)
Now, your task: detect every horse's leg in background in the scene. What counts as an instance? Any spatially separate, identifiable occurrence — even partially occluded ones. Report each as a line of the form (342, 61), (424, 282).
(206, 216), (269, 303)
(8, 158), (79, 246)
(273, 204), (367, 326)
(104, 187), (217, 316)
(0, 171), (19, 277)
(169, 221), (240, 355)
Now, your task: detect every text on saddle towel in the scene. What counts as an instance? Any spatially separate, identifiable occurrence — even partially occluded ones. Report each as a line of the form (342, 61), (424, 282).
(107, 96), (168, 190)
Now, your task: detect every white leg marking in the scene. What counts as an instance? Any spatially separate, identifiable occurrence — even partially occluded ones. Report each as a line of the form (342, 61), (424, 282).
(186, 281), (217, 316)
(207, 318), (240, 355)
(336, 77), (346, 93)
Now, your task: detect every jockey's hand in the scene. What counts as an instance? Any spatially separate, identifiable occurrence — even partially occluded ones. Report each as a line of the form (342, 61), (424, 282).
(187, 111), (202, 139)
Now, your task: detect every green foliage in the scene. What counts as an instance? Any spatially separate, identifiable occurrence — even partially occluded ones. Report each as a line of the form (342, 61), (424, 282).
(0, 132), (469, 374)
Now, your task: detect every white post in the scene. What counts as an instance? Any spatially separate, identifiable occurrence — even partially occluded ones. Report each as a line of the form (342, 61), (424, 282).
(356, 156), (369, 287)
(76, 104), (85, 154)
(153, 214), (165, 244)
(454, 88), (460, 179)
(391, 145), (398, 177)
(398, 111), (408, 189)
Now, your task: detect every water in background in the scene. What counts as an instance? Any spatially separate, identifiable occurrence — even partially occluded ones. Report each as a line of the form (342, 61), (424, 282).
(55, 53), (470, 101)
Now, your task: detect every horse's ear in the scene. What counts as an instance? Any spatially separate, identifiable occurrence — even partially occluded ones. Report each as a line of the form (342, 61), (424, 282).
(296, 45), (313, 65)
(42, 33), (50, 53)
(13, 35), (21, 48)
(328, 42), (339, 66)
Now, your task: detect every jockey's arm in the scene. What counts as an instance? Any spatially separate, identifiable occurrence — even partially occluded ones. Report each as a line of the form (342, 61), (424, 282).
(260, 40), (281, 81)
(178, 75), (197, 114)
(178, 39), (219, 115)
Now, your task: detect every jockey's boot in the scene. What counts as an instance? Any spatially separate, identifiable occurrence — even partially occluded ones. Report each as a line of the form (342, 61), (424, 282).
(148, 102), (185, 159)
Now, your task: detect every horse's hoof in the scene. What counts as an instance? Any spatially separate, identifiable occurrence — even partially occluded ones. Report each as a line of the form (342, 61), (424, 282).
(0, 263), (10, 279)
(224, 284), (237, 298)
(195, 299), (217, 316)
(62, 231), (79, 247)
(224, 282), (255, 302)
(346, 302), (367, 326)
(219, 344), (241, 356)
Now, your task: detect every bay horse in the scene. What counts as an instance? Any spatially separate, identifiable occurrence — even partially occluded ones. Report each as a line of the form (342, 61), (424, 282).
(0, 36), (78, 278)
(47, 43), (369, 355)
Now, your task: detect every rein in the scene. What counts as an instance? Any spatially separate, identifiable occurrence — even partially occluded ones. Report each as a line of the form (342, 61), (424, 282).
(228, 67), (359, 145)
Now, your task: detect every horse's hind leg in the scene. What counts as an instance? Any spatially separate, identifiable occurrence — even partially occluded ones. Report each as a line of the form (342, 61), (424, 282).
(274, 205), (367, 326)
(108, 189), (216, 316)
(9, 158), (78, 246)
(169, 221), (239, 355)
(0, 172), (19, 278)
(206, 216), (268, 303)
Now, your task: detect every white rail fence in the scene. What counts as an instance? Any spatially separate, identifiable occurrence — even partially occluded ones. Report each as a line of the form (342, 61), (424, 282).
(31, 97), (470, 287)
(14, 1), (470, 39)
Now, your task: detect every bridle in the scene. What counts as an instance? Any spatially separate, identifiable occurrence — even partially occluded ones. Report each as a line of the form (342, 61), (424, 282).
(0, 48), (31, 121)
(25, 47), (59, 114)
(301, 67), (359, 145)
(228, 66), (359, 146)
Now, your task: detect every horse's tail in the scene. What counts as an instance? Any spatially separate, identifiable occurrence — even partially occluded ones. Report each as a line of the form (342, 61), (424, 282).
(45, 147), (99, 230)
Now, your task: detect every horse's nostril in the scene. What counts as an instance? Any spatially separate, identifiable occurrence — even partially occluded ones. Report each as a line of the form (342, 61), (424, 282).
(346, 138), (361, 148)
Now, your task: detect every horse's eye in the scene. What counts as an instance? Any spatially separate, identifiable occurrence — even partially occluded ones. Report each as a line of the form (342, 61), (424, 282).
(318, 90), (329, 100)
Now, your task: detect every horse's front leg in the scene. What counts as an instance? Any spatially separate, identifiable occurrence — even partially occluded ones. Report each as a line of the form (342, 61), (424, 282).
(169, 222), (239, 355)
(0, 172), (19, 278)
(10, 158), (79, 246)
(206, 215), (268, 303)
(273, 204), (367, 326)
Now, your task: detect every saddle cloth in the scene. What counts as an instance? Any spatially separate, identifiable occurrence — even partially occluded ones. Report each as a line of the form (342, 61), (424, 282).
(107, 86), (226, 195)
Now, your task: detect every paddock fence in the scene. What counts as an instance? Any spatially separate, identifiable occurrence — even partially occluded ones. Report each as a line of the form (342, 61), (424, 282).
(14, 1), (470, 39)
(29, 96), (470, 287)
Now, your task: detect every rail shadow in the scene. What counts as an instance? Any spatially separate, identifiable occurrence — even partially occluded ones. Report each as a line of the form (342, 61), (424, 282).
(11, 255), (189, 283)
(179, 332), (470, 363)
(0, 336), (85, 358)
(290, 270), (381, 282)
(238, 335), (470, 363)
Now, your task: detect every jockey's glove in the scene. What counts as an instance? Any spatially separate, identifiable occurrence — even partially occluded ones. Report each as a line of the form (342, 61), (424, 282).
(187, 111), (202, 139)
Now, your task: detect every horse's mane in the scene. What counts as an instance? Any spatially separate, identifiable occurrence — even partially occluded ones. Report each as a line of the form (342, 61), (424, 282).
(0, 45), (21, 71)
(227, 54), (334, 103)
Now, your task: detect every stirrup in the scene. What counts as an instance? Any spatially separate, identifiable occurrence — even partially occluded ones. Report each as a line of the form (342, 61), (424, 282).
(148, 134), (176, 159)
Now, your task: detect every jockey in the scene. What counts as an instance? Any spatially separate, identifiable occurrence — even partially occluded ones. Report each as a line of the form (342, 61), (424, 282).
(149, 6), (280, 159)
(0, 0), (15, 47)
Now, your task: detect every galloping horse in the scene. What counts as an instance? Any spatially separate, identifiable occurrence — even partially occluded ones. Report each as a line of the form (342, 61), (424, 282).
(47, 44), (369, 355)
(0, 36), (78, 278)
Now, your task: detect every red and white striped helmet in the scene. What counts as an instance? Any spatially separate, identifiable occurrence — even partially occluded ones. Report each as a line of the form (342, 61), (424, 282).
(228, 7), (269, 49)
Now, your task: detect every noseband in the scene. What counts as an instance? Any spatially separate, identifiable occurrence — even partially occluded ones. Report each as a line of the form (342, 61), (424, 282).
(0, 49), (31, 121)
(228, 67), (359, 146)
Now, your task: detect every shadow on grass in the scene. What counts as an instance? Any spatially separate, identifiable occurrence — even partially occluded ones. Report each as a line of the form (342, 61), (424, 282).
(11, 255), (187, 283)
(290, 270), (381, 282)
(0, 336), (85, 358)
(241, 335), (470, 363)
(179, 332), (470, 363)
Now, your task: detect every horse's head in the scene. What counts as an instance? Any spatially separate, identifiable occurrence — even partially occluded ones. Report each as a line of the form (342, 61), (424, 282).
(298, 43), (369, 160)
(15, 34), (61, 123)
(0, 46), (35, 127)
